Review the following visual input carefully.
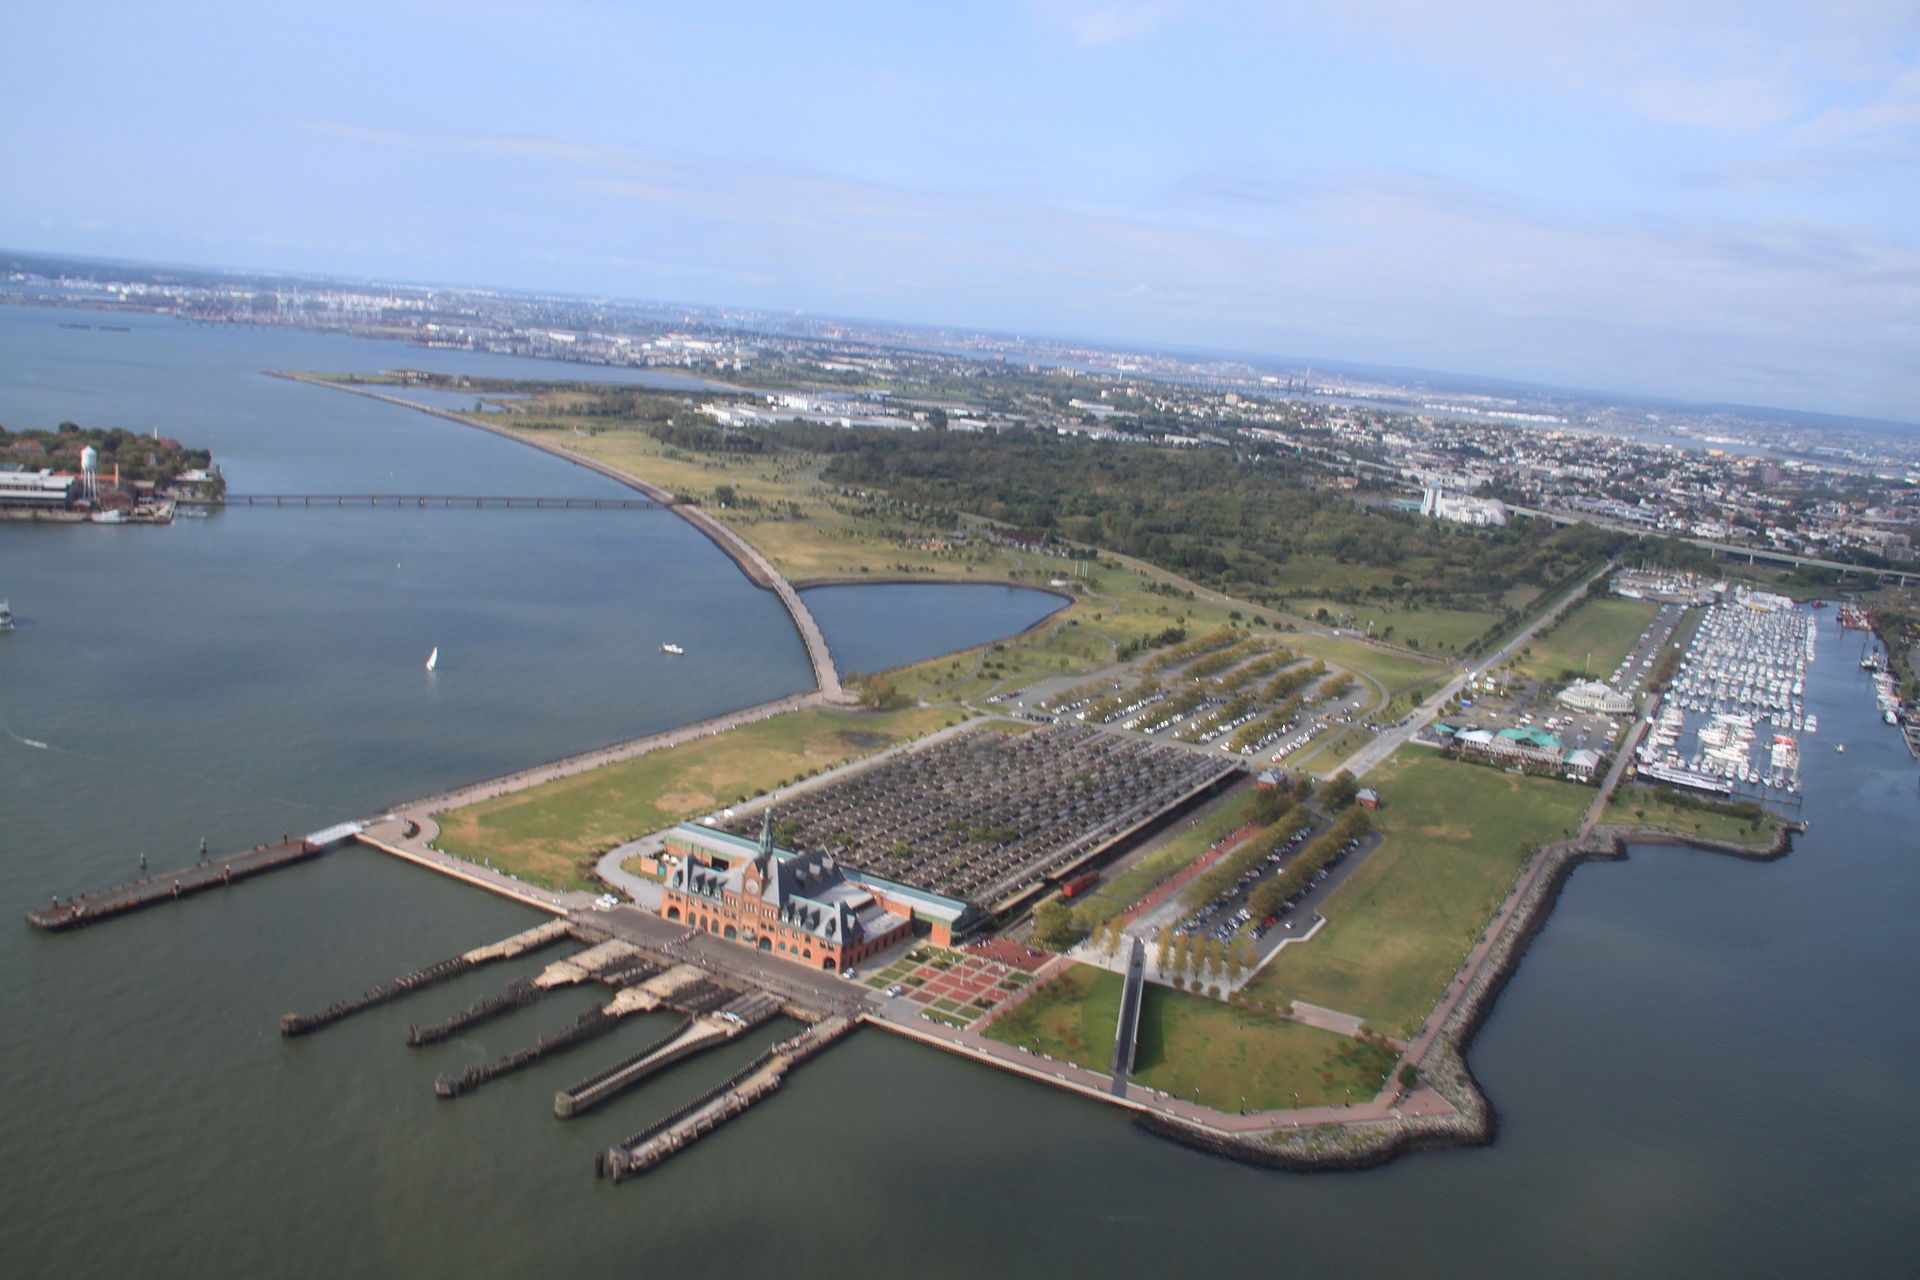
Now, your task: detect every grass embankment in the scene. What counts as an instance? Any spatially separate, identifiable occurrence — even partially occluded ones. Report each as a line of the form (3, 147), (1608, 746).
(1512, 596), (1659, 682)
(1287, 598), (1524, 655)
(1246, 749), (1593, 1037)
(1603, 784), (1781, 845)
(985, 964), (1395, 1108)
(1294, 636), (1446, 699)
(432, 705), (957, 892)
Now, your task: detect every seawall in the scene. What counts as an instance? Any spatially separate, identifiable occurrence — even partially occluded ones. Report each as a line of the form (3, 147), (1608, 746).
(1132, 819), (1798, 1171)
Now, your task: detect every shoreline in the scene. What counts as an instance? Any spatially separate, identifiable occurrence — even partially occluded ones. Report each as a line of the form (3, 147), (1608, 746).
(234, 372), (1809, 1174)
(1130, 818), (1798, 1170)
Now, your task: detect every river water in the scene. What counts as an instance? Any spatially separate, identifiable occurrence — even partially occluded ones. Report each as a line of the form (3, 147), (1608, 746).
(2, 308), (1915, 1278)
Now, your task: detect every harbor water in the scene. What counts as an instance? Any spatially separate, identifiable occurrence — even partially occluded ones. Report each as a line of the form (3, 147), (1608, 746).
(1, 308), (1915, 1278)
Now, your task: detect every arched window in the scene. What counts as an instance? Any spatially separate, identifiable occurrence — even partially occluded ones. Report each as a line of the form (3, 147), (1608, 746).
(665, 906), (680, 922)
(723, 925), (738, 940)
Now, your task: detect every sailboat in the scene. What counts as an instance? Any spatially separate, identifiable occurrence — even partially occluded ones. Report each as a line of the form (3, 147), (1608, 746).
(425, 647), (438, 672)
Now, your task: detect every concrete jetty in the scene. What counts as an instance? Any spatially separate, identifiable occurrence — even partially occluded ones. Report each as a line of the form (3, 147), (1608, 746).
(28, 835), (335, 932)
(284, 919), (576, 1037)
(601, 1015), (859, 1182)
(554, 992), (781, 1118)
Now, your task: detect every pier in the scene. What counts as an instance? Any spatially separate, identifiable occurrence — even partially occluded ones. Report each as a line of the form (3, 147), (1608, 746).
(554, 992), (781, 1118)
(224, 493), (661, 508)
(281, 919), (575, 1037)
(26, 834), (338, 931)
(600, 1015), (859, 1182)
(1110, 936), (1147, 1095)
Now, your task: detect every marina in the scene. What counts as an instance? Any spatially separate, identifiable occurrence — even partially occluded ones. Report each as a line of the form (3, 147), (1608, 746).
(1635, 588), (1818, 800)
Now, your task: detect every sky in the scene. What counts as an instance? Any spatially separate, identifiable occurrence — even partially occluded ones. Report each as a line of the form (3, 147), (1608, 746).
(3, 0), (1917, 421)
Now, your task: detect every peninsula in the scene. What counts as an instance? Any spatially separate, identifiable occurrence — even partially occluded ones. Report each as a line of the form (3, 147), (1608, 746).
(219, 364), (1826, 1175)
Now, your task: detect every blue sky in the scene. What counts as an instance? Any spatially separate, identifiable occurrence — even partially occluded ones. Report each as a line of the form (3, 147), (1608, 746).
(4, 0), (1916, 420)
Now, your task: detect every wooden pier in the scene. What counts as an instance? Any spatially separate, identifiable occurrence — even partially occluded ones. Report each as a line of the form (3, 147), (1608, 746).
(26, 838), (325, 931)
(223, 493), (662, 508)
(600, 1015), (859, 1182)
(281, 919), (576, 1037)
(554, 993), (781, 1118)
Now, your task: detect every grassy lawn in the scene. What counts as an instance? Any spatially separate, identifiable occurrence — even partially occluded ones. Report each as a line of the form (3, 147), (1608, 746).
(1603, 783), (1780, 845)
(984, 963), (1397, 1107)
(1246, 749), (1594, 1037)
(1131, 986), (1397, 1109)
(1512, 596), (1660, 682)
(1291, 603), (1503, 655)
(983, 964), (1120, 1069)
(432, 704), (956, 892)
(1294, 636), (1447, 696)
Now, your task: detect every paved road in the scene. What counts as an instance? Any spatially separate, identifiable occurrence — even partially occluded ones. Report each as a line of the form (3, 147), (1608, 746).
(1334, 558), (1619, 780)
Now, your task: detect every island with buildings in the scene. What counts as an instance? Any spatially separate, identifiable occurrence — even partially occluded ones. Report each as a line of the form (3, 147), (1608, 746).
(0, 423), (220, 522)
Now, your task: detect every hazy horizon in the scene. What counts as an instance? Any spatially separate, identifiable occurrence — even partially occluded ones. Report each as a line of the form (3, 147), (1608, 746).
(5, 1), (1914, 422)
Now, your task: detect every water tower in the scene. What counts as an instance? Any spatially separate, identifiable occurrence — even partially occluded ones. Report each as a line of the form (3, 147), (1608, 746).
(79, 445), (98, 503)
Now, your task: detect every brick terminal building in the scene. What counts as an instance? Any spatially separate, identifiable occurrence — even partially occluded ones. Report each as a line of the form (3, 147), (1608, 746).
(661, 817), (972, 970)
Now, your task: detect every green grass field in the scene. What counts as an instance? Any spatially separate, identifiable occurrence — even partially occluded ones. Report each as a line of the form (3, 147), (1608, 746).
(1512, 596), (1659, 682)
(1294, 636), (1447, 696)
(1246, 748), (1594, 1036)
(985, 964), (1396, 1107)
(1603, 783), (1780, 845)
(432, 704), (957, 892)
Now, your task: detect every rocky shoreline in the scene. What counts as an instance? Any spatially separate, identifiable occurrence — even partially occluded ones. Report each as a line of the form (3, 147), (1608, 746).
(1134, 818), (1798, 1171)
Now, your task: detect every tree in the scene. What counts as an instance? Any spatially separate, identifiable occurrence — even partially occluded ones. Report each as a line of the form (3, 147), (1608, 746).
(1323, 769), (1360, 809)
(1032, 900), (1080, 950)
(1155, 924), (1173, 971)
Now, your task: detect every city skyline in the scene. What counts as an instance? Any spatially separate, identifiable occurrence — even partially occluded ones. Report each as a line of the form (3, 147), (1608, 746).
(4, 0), (1916, 420)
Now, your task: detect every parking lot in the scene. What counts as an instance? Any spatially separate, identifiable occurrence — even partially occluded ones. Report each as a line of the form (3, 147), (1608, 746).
(1121, 816), (1384, 970)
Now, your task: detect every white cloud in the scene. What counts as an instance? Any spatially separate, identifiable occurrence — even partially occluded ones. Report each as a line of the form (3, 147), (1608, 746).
(1029, 0), (1188, 46)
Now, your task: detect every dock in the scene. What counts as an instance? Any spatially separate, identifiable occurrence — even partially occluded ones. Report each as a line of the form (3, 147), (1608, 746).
(27, 837), (330, 931)
(554, 992), (781, 1118)
(600, 1015), (859, 1182)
